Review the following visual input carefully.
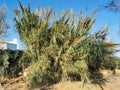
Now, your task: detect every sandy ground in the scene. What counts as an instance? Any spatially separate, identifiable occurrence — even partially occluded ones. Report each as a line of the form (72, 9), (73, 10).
(52, 75), (120, 90)
(0, 69), (120, 90)
(52, 70), (120, 90)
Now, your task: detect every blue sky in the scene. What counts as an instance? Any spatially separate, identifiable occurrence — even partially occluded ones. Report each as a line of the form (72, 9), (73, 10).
(0, 0), (120, 55)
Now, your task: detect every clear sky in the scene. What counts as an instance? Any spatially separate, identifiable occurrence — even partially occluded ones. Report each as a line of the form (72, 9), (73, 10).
(0, 0), (120, 56)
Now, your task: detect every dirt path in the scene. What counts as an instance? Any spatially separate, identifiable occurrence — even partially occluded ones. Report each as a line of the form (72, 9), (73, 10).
(0, 83), (4, 90)
(0, 70), (120, 90)
(53, 74), (120, 90)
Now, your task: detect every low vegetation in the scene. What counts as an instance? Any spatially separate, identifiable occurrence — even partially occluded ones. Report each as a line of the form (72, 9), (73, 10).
(0, 50), (23, 78)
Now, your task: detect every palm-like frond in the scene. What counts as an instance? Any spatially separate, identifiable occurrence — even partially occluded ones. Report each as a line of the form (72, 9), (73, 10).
(14, 1), (119, 86)
(103, 0), (120, 12)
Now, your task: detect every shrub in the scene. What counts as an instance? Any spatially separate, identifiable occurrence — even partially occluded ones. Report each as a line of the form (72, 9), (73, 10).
(116, 58), (120, 69)
(0, 50), (23, 78)
(14, 1), (119, 86)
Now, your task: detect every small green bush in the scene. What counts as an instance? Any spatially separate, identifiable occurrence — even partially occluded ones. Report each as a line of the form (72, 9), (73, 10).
(116, 58), (120, 69)
(28, 55), (62, 85)
(0, 50), (23, 78)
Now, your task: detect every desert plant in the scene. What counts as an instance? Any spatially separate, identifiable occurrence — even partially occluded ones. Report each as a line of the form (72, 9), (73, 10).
(14, 1), (119, 86)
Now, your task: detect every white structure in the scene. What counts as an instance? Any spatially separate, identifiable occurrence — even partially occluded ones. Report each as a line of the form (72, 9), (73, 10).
(0, 39), (18, 50)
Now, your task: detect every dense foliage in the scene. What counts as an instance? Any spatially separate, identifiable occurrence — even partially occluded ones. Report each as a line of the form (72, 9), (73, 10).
(116, 58), (120, 69)
(0, 50), (23, 78)
(14, 1), (119, 85)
